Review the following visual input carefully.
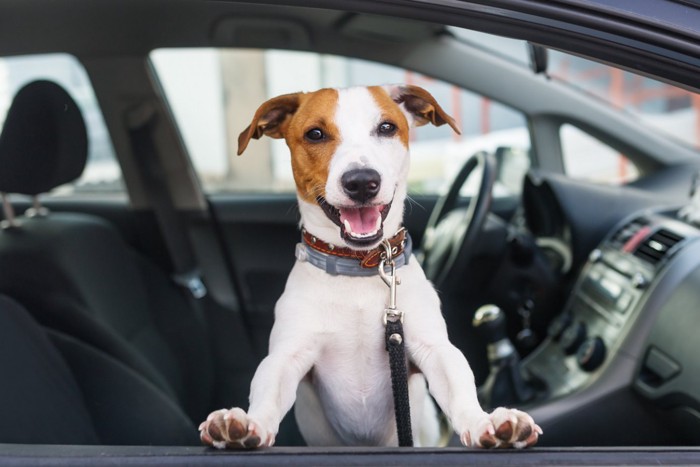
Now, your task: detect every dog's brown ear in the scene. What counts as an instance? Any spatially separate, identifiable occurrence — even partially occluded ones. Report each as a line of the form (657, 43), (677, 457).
(237, 93), (302, 155)
(386, 84), (461, 135)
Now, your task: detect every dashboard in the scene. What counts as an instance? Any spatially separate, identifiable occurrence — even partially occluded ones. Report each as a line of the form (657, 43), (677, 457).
(523, 209), (700, 445)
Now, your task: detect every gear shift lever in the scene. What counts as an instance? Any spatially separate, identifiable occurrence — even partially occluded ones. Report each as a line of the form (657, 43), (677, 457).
(473, 304), (536, 408)
(473, 304), (515, 362)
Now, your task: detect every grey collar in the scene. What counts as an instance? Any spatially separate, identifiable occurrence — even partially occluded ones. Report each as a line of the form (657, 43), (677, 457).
(295, 233), (412, 277)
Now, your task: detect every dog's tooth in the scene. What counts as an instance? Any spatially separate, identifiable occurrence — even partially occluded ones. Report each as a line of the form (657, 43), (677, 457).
(343, 219), (353, 234)
(374, 214), (382, 232)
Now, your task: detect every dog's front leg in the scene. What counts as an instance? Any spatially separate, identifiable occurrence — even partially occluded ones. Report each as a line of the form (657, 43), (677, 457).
(409, 334), (541, 448)
(200, 329), (318, 449)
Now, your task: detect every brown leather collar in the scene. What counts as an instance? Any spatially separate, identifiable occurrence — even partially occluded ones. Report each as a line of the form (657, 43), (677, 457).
(302, 228), (408, 269)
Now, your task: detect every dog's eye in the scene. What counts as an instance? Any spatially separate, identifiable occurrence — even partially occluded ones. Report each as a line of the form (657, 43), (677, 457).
(305, 128), (325, 142)
(377, 122), (397, 136)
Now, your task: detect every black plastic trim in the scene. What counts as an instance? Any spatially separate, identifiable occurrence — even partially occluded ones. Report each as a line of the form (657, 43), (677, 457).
(2, 445), (700, 466)
(246, 0), (700, 91)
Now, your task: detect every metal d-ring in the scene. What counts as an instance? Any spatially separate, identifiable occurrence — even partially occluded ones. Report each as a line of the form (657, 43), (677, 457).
(379, 239), (402, 324)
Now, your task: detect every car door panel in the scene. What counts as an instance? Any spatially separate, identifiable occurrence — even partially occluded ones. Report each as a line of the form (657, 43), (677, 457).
(17, 193), (517, 357)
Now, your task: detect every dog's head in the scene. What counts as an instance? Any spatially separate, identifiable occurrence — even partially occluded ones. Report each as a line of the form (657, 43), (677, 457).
(238, 85), (460, 250)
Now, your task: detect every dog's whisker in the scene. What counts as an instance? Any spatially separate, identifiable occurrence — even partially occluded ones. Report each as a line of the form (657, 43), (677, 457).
(286, 202), (300, 217)
(312, 185), (327, 200)
(405, 194), (427, 216)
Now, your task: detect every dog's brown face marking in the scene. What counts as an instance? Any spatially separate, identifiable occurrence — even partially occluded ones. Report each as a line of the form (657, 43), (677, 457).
(285, 89), (340, 203)
(367, 86), (410, 148)
(237, 85), (460, 248)
(236, 88), (341, 203)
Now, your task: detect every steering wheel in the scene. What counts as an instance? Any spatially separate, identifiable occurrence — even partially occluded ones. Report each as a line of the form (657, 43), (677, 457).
(420, 151), (496, 290)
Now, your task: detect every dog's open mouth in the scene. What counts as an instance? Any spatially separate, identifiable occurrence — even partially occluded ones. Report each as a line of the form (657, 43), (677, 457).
(318, 197), (392, 248)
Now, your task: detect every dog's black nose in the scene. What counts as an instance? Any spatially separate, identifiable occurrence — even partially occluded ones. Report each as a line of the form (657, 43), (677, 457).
(341, 168), (381, 203)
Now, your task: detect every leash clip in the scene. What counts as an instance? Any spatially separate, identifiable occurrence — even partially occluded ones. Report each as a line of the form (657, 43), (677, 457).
(379, 239), (403, 324)
(379, 238), (413, 446)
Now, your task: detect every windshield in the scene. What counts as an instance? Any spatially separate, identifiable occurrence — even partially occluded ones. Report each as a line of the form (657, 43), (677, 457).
(450, 27), (700, 150)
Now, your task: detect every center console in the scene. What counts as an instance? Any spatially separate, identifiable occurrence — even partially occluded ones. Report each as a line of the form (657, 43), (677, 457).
(523, 212), (698, 400)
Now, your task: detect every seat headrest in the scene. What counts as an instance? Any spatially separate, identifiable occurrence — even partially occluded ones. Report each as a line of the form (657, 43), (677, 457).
(0, 80), (88, 195)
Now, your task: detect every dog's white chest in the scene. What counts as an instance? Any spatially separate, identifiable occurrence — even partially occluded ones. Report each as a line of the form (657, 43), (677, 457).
(277, 261), (407, 444)
(313, 331), (395, 444)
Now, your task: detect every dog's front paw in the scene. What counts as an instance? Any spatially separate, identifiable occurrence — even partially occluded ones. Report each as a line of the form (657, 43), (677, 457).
(461, 408), (542, 449)
(199, 408), (274, 449)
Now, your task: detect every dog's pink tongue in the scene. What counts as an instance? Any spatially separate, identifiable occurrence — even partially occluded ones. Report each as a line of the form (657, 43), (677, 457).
(339, 206), (381, 234)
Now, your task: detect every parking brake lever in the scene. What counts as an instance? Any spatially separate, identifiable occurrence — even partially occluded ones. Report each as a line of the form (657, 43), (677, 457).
(473, 304), (536, 409)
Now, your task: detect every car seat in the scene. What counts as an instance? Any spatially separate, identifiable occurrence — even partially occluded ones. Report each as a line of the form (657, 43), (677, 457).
(0, 80), (213, 445)
(0, 293), (197, 445)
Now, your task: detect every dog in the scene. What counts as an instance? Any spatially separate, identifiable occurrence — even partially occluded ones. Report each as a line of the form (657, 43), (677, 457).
(199, 85), (541, 449)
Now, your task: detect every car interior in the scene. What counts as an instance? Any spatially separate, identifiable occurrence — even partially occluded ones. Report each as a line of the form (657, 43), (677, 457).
(1, 0), (700, 464)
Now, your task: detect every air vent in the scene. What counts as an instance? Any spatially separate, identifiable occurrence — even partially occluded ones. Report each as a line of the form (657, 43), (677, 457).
(610, 217), (650, 250)
(633, 229), (684, 265)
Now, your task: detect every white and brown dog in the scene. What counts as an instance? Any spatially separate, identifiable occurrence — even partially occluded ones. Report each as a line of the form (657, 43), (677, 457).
(199, 85), (541, 449)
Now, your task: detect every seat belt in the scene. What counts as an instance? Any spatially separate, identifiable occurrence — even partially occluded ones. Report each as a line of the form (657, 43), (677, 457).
(125, 103), (207, 301)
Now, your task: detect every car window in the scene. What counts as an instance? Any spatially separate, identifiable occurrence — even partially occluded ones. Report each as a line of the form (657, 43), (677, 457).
(449, 27), (700, 153)
(150, 48), (531, 197)
(547, 49), (699, 151)
(0, 54), (123, 196)
(561, 124), (639, 184)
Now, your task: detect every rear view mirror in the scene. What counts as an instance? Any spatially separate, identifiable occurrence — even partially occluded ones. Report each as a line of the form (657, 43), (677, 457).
(527, 42), (549, 76)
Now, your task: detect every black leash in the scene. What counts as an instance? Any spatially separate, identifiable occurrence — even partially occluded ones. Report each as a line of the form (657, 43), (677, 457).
(379, 241), (413, 447)
(386, 318), (413, 446)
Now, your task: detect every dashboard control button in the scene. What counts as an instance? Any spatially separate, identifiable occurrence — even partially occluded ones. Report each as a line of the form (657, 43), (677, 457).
(617, 292), (633, 313)
(614, 257), (634, 276)
(560, 322), (587, 355)
(577, 337), (606, 372)
(547, 313), (572, 341)
(632, 272), (648, 289)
